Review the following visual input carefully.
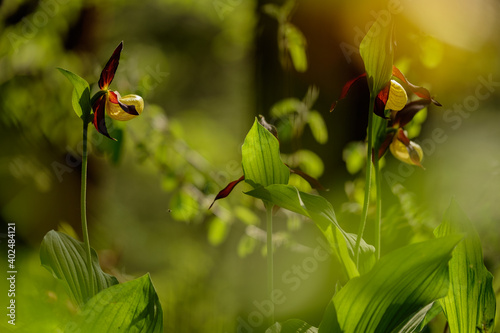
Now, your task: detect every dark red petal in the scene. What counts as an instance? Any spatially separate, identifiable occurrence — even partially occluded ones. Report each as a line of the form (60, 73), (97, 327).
(330, 73), (367, 112)
(394, 99), (432, 128)
(374, 83), (390, 118)
(209, 175), (245, 209)
(378, 133), (394, 159)
(288, 167), (327, 191)
(108, 91), (139, 115)
(92, 94), (116, 140)
(395, 127), (410, 146)
(98, 41), (123, 90)
(392, 66), (441, 106)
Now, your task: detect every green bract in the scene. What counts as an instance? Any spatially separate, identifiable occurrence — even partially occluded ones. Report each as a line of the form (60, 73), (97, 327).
(242, 118), (290, 188)
(57, 68), (92, 122)
(434, 200), (496, 332)
(360, 15), (394, 96)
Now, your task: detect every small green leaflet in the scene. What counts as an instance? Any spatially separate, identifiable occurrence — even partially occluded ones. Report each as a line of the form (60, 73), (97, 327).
(40, 230), (118, 306)
(434, 199), (496, 332)
(307, 110), (328, 144)
(69, 274), (163, 333)
(57, 68), (92, 122)
(242, 118), (290, 188)
(284, 23), (308, 73)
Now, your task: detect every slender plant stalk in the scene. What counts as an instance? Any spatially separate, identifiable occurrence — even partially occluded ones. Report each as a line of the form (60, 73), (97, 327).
(374, 152), (382, 260)
(81, 121), (95, 296)
(354, 96), (376, 266)
(265, 203), (275, 326)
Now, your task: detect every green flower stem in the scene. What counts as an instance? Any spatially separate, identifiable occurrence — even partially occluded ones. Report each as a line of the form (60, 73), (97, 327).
(81, 121), (95, 297)
(265, 202), (275, 326)
(354, 96), (376, 267)
(374, 151), (382, 260)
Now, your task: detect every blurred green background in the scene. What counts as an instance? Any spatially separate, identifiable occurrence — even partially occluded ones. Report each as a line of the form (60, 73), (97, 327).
(1, 0), (499, 331)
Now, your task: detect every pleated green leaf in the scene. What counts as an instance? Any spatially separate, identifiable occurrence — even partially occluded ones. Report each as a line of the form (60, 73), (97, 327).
(267, 319), (318, 333)
(57, 68), (92, 121)
(434, 199), (496, 332)
(319, 236), (462, 333)
(69, 274), (163, 333)
(40, 230), (118, 306)
(242, 118), (290, 188)
(359, 15), (394, 96)
(246, 184), (376, 280)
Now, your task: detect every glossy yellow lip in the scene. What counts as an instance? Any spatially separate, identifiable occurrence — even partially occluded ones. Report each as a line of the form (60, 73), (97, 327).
(385, 80), (408, 111)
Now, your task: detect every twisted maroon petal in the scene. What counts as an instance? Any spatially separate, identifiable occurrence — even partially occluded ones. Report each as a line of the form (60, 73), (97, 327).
(209, 175), (245, 209)
(330, 73), (367, 112)
(378, 132), (394, 159)
(394, 99), (432, 128)
(92, 94), (115, 140)
(98, 42), (123, 90)
(392, 66), (441, 106)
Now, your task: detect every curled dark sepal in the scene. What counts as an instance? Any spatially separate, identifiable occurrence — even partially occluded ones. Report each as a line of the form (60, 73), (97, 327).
(374, 83), (390, 118)
(92, 94), (116, 141)
(258, 115), (278, 139)
(108, 91), (139, 115)
(98, 41), (123, 90)
(209, 175), (245, 209)
(394, 99), (432, 127)
(330, 73), (367, 112)
(392, 66), (442, 106)
(289, 167), (327, 191)
(396, 127), (411, 146)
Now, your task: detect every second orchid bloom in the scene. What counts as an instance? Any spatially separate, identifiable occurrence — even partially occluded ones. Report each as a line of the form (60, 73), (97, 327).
(92, 42), (144, 140)
(333, 65), (441, 167)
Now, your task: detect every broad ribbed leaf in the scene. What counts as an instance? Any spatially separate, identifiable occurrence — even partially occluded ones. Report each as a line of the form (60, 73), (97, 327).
(359, 15), (394, 96)
(57, 68), (92, 121)
(246, 184), (376, 279)
(434, 199), (496, 332)
(242, 119), (289, 188)
(319, 236), (462, 333)
(40, 230), (118, 306)
(267, 319), (318, 333)
(70, 274), (163, 333)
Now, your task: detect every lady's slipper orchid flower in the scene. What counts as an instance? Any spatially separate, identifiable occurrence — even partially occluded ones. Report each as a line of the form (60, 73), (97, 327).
(92, 42), (143, 140)
(389, 128), (424, 167)
(331, 66), (441, 117)
(377, 99), (434, 168)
